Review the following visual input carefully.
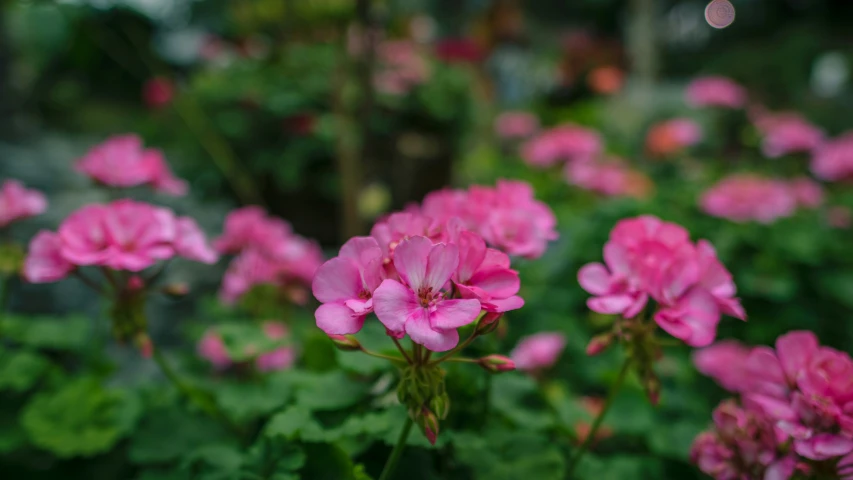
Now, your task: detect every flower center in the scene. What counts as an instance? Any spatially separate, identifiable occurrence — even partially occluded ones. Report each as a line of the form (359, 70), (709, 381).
(417, 286), (441, 308)
(358, 289), (371, 300)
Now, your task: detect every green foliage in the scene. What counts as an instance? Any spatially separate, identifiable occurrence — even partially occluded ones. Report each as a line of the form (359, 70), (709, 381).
(0, 349), (51, 393)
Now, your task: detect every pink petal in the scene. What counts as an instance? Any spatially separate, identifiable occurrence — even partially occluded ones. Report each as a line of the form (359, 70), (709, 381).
(578, 263), (611, 295)
(424, 242), (459, 291)
(623, 293), (648, 318)
(483, 295), (525, 312)
(469, 267), (520, 298)
(405, 309), (459, 352)
(775, 330), (819, 384)
(312, 257), (362, 303)
(339, 236), (383, 266)
(315, 302), (365, 335)
(373, 279), (419, 334)
(587, 294), (634, 314)
(455, 230), (487, 283)
(23, 231), (74, 283)
(429, 298), (481, 330)
(796, 434), (853, 460)
(481, 248), (511, 269)
(393, 236), (432, 290)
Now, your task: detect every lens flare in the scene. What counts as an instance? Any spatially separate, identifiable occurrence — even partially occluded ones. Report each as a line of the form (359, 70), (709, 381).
(705, 0), (735, 29)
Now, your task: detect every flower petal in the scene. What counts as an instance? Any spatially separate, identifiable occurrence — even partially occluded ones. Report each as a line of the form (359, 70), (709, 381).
(469, 267), (520, 298)
(315, 302), (365, 335)
(312, 257), (362, 303)
(578, 263), (611, 295)
(430, 299), (481, 330)
(424, 242), (459, 291)
(587, 294), (634, 314)
(393, 236), (432, 290)
(373, 279), (418, 334)
(406, 310), (459, 352)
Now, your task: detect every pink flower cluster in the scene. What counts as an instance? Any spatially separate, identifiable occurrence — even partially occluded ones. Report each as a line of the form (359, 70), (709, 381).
(700, 174), (823, 224)
(520, 124), (602, 168)
(751, 110), (824, 159)
(578, 215), (745, 347)
(645, 118), (703, 157)
(198, 321), (295, 372)
(494, 111), (540, 140)
(215, 207), (322, 305)
(0, 180), (47, 228)
(23, 199), (217, 283)
(564, 157), (653, 199)
(693, 331), (853, 478)
(75, 135), (188, 196)
(419, 180), (558, 259)
(374, 40), (431, 95)
(812, 132), (853, 182)
(685, 76), (747, 109)
(510, 332), (566, 372)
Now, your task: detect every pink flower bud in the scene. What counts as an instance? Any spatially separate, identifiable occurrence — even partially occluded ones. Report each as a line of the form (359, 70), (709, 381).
(417, 408), (440, 446)
(586, 333), (614, 356)
(135, 333), (152, 358)
(478, 354), (516, 373)
(475, 312), (502, 335)
(127, 275), (145, 292)
(328, 334), (362, 352)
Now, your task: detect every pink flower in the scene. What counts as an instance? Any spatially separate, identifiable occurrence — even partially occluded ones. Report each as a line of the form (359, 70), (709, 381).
(214, 206), (291, 255)
(0, 180), (47, 228)
(685, 76), (747, 109)
(220, 249), (278, 304)
(23, 231), (74, 282)
(564, 158), (652, 198)
(828, 206), (852, 229)
(374, 41), (431, 95)
(754, 113), (824, 159)
(312, 237), (384, 335)
(587, 66), (624, 95)
(811, 132), (853, 182)
(520, 124), (602, 168)
(256, 348), (295, 372)
(450, 228), (524, 313)
(97, 200), (177, 271)
(494, 111), (539, 139)
(434, 37), (485, 64)
(373, 236), (481, 352)
(198, 331), (231, 369)
(693, 340), (753, 392)
(75, 135), (188, 196)
(510, 332), (566, 371)
(645, 118), (703, 157)
(578, 216), (744, 347)
(142, 76), (174, 109)
(700, 174), (798, 224)
(787, 177), (824, 208)
(173, 217), (219, 264)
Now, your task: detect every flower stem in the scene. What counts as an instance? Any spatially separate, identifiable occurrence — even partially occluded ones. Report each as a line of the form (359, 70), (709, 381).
(565, 357), (632, 478)
(0, 273), (10, 313)
(428, 330), (479, 365)
(361, 348), (407, 364)
(392, 337), (413, 364)
(378, 416), (413, 480)
(151, 346), (243, 436)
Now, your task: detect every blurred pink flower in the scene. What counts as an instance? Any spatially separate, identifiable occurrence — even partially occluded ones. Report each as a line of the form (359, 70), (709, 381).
(214, 206), (291, 255)
(787, 177), (824, 208)
(564, 158), (653, 198)
(520, 124), (602, 168)
(173, 217), (219, 264)
(75, 135), (188, 196)
(256, 348), (295, 372)
(0, 180), (47, 228)
(693, 340), (753, 391)
(510, 332), (566, 372)
(375, 40), (431, 95)
(142, 76), (174, 109)
(198, 331), (231, 369)
(828, 206), (852, 229)
(685, 76), (747, 109)
(752, 112), (824, 158)
(587, 66), (624, 95)
(494, 111), (539, 140)
(700, 174), (798, 224)
(434, 37), (485, 64)
(811, 132), (853, 182)
(646, 118), (703, 157)
(373, 236), (481, 352)
(23, 231), (74, 283)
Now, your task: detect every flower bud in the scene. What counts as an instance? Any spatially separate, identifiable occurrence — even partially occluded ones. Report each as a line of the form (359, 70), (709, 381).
(478, 355), (516, 373)
(586, 333), (614, 356)
(429, 393), (451, 420)
(644, 374), (661, 406)
(161, 282), (189, 297)
(417, 407), (440, 445)
(135, 332), (153, 358)
(475, 312), (502, 336)
(328, 334), (362, 352)
(127, 275), (145, 292)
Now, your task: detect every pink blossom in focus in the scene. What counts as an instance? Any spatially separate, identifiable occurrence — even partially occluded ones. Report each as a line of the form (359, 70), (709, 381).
(373, 236), (481, 352)
(449, 226), (524, 313)
(23, 231), (74, 282)
(198, 331), (231, 369)
(564, 158), (653, 199)
(646, 118), (703, 157)
(520, 124), (602, 168)
(685, 76), (747, 109)
(0, 180), (47, 228)
(811, 132), (853, 182)
(693, 340), (753, 392)
(510, 332), (566, 372)
(700, 175), (798, 224)
(75, 135), (188, 196)
(143, 76), (174, 109)
(494, 111), (539, 140)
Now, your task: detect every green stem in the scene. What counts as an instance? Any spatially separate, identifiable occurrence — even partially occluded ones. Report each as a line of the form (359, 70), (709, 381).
(0, 273), (10, 313)
(565, 358), (631, 478)
(151, 347), (243, 436)
(378, 417), (413, 480)
(361, 349), (407, 364)
(391, 337), (413, 364)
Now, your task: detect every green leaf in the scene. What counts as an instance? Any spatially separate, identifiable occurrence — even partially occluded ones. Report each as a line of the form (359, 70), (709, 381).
(265, 406), (327, 442)
(21, 378), (141, 458)
(180, 444), (244, 480)
(453, 429), (565, 480)
(647, 420), (705, 460)
(0, 315), (91, 351)
(215, 378), (292, 423)
(0, 349), (51, 392)
(129, 406), (234, 464)
(298, 442), (358, 480)
(292, 371), (368, 411)
(573, 454), (664, 480)
(490, 374), (555, 431)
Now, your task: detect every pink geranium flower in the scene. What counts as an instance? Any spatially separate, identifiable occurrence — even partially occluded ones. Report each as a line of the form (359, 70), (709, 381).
(751, 111), (824, 158)
(520, 124), (602, 168)
(75, 135), (188, 196)
(494, 111), (539, 140)
(811, 132), (853, 182)
(0, 180), (47, 228)
(198, 331), (231, 369)
(256, 348), (295, 372)
(645, 118), (703, 157)
(312, 237), (384, 335)
(700, 174), (798, 224)
(564, 158), (653, 199)
(693, 340), (754, 392)
(23, 231), (74, 283)
(449, 227), (524, 313)
(510, 332), (566, 371)
(373, 236), (481, 352)
(685, 76), (747, 109)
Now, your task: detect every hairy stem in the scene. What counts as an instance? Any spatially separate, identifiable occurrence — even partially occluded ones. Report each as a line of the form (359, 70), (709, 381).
(392, 337), (413, 364)
(378, 416), (413, 480)
(565, 358), (632, 478)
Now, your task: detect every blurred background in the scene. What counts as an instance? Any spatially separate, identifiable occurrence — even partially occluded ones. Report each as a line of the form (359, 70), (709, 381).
(3, 0), (853, 479)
